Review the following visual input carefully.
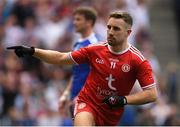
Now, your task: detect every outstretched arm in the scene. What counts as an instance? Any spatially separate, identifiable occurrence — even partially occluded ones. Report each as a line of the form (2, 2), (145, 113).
(7, 45), (75, 65)
(34, 48), (74, 65)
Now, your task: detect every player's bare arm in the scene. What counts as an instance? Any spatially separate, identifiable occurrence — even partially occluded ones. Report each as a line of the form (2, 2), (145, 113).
(125, 87), (158, 105)
(58, 78), (72, 111)
(103, 86), (158, 109)
(34, 48), (74, 65)
(7, 45), (75, 65)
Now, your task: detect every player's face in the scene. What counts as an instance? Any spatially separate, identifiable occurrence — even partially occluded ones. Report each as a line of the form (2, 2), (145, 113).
(107, 18), (131, 46)
(73, 14), (89, 33)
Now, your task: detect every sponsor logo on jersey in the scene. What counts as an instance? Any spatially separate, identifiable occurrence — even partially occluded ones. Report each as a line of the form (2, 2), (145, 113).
(96, 86), (118, 98)
(121, 64), (130, 72)
(106, 74), (116, 90)
(95, 58), (104, 64)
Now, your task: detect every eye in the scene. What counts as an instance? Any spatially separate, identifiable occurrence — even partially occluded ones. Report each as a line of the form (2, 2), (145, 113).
(76, 17), (81, 21)
(107, 25), (111, 30)
(113, 26), (120, 31)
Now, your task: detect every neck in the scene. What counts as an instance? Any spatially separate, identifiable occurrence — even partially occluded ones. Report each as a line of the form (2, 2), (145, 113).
(109, 41), (129, 53)
(81, 28), (93, 38)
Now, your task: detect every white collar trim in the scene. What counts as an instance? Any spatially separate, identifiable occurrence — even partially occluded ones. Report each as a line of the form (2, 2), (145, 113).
(108, 44), (131, 55)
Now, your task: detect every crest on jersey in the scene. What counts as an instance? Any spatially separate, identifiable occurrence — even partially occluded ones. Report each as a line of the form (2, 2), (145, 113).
(121, 64), (130, 72)
(78, 103), (86, 109)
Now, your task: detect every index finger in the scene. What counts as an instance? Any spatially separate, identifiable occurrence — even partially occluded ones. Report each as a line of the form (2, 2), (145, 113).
(6, 46), (21, 50)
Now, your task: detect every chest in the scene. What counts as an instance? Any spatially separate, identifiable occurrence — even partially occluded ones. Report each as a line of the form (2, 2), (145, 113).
(90, 52), (134, 79)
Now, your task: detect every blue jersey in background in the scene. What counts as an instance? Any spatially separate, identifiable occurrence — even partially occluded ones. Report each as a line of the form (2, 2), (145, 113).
(71, 33), (100, 99)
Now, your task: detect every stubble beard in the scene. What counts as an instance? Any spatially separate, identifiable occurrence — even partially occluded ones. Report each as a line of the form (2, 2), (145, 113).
(108, 39), (125, 47)
(108, 41), (116, 46)
(108, 38), (119, 46)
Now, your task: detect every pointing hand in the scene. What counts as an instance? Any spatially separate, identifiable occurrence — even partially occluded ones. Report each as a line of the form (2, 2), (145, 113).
(7, 45), (35, 57)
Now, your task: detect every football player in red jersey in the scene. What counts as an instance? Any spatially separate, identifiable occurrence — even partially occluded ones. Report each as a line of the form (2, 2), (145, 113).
(7, 11), (158, 126)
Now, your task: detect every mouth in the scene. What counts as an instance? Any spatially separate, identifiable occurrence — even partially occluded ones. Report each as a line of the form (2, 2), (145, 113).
(107, 37), (115, 42)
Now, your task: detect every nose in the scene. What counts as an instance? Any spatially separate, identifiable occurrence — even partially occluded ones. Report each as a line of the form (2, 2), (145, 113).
(108, 28), (114, 36)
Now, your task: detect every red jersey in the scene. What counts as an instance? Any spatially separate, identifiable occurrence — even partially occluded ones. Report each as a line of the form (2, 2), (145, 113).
(70, 42), (155, 125)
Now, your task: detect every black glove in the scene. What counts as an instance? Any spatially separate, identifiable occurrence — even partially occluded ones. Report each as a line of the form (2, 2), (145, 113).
(7, 45), (35, 57)
(102, 95), (127, 109)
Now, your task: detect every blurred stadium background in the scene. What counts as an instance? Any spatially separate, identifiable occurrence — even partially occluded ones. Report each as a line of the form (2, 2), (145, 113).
(0, 0), (179, 126)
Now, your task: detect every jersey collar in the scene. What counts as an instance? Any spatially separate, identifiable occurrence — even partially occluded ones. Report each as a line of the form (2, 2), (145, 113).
(107, 43), (131, 55)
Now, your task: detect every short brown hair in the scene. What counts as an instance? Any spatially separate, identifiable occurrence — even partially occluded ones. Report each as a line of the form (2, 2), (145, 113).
(73, 6), (97, 26)
(109, 11), (133, 27)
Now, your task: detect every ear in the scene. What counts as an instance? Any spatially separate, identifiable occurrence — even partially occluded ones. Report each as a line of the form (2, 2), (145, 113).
(127, 29), (132, 36)
(87, 20), (93, 27)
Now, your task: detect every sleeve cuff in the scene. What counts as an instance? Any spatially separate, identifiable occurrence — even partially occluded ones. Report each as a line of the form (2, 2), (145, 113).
(142, 83), (156, 90)
(69, 52), (79, 65)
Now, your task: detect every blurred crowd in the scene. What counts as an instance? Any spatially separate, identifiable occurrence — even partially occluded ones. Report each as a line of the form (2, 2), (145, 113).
(0, 0), (179, 126)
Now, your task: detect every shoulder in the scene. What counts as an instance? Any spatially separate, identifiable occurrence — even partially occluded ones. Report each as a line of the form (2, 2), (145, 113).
(74, 42), (107, 56)
(129, 45), (146, 63)
(85, 42), (108, 52)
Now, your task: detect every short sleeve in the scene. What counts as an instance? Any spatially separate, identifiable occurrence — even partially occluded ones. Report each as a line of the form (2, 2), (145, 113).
(70, 47), (90, 65)
(136, 60), (156, 89)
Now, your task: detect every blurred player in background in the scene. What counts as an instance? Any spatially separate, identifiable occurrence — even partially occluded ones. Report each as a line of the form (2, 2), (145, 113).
(58, 6), (99, 116)
(7, 11), (158, 126)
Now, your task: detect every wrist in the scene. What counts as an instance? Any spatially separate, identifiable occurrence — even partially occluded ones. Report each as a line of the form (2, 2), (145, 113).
(30, 46), (35, 55)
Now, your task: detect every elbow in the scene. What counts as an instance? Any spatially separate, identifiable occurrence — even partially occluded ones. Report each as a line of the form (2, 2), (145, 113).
(150, 93), (158, 102)
(149, 87), (158, 102)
